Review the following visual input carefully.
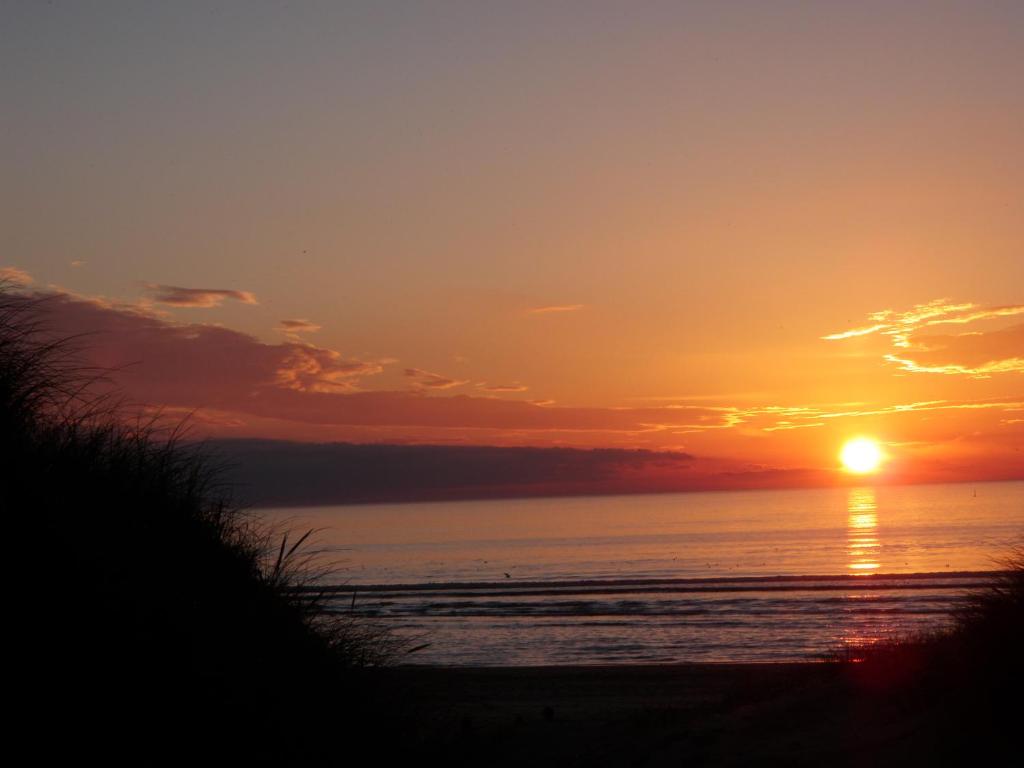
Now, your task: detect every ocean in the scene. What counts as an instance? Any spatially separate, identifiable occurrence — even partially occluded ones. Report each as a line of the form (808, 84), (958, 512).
(262, 481), (1023, 665)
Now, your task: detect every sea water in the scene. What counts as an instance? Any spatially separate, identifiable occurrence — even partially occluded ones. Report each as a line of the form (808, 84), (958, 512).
(262, 481), (1023, 665)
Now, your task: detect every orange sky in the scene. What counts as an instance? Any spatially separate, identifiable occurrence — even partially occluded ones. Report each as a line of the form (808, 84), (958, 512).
(3, 3), (1022, 489)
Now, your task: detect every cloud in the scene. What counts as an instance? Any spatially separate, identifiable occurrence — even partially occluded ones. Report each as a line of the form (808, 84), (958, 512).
(404, 367), (469, 390)
(14, 291), (383, 405)
(527, 304), (584, 314)
(762, 422), (826, 432)
(479, 383), (529, 393)
(210, 440), (698, 505)
(145, 284), (258, 308)
(669, 398), (1024, 435)
(881, 323), (1024, 377)
(276, 345), (386, 393)
(139, 405), (248, 429)
(8, 290), (1023, 474)
(821, 323), (890, 341)
(8, 289), (742, 436)
(780, 397), (1024, 421)
(883, 354), (1024, 377)
(823, 299), (1024, 377)
(1, 266), (33, 285)
(278, 318), (322, 334)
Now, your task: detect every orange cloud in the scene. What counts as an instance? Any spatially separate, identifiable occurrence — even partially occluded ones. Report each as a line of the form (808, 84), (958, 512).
(762, 422), (826, 432)
(14, 291), (740, 434)
(820, 323), (889, 341)
(276, 345), (386, 393)
(277, 318), (322, 334)
(527, 304), (584, 314)
(823, 299), (1024, 377)
(145, 284), (258, 308)
(19, 291), (383, 401)
(881, 323), (1024, 377)
(1, 266), (33, 285)
(404, 368), (469, 390)
(765, 397), (1024, 422)
(479, 383), (529, 392)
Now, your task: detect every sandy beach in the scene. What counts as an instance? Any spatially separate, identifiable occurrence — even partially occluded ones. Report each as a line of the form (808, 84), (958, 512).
(386, 661), (1006, 767)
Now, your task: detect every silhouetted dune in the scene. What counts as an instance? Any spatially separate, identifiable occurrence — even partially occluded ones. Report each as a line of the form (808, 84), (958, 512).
(3, 287), (407, 763)
(826, 546), (1023, 761)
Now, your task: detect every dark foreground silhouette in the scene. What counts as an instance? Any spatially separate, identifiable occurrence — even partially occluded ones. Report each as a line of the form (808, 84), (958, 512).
(5, 285), (1021, 765)
(3, 289), (411, 762)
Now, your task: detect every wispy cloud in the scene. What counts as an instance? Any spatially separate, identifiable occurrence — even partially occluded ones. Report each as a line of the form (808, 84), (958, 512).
(0, 266), (32, 285)
(276, 346), (386, 393)
(821, 323), (890, 341)
(527, 304), (584, 314)
(823, 299), (1023, 345)
(478, 382), (529, 393)
(404, 367), (469, 390)
(762, 422), (826, 432)
(278, 318), (321, 334)
(790, 398), (1024, 421)
(884, 352), (1024, 377)
(145, 283), (258, 308)
(823, 299), (1024, 377)
(672, 398), (1024, 434)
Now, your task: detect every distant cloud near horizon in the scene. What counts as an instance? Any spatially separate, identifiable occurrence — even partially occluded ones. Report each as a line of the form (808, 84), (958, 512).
(209, 440), (700, 506)
(145, 284), (258, 308)
(527, 304), (584, 314)
(0, 266), (33, 285)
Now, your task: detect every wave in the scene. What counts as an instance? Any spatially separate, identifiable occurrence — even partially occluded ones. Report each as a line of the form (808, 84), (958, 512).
(321, 570), (988, 627)
(313, 570), (1000, 600)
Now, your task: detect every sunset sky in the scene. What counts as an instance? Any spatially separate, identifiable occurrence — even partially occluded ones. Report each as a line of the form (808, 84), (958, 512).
(3, 2), (1022, 495)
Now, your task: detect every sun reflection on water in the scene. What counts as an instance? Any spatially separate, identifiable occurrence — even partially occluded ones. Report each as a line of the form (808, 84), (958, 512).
(847, 487), (879, 574)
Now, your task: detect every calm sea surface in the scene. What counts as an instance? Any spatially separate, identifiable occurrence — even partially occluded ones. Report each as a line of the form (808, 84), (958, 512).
(262, 481), (1023, 665)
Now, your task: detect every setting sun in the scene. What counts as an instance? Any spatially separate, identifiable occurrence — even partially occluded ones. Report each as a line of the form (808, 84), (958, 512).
(840, 438), (885, 474)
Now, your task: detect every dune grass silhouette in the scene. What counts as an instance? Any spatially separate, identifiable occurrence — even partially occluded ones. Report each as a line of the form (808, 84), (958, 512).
(2, 285), (406, 762)
(824, 546), (1023, 761)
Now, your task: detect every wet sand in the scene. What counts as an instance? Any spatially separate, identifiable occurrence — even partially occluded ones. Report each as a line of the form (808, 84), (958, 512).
(383, 662), (1006, 767)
